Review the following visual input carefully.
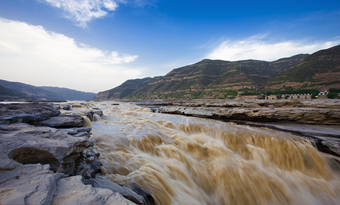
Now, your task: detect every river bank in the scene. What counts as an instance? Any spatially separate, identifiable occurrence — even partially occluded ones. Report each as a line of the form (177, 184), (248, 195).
(0, 103), (147, 205)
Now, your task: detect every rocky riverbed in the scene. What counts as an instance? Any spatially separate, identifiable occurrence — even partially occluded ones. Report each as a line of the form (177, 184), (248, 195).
(138, 99), (340, 156)
(0, 103), (148, 205)
(1, 100), (340, 205)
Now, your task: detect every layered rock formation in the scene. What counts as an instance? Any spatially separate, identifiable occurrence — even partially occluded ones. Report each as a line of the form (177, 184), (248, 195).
(0, 103), (148, 205)
(147, 99), (340, 125)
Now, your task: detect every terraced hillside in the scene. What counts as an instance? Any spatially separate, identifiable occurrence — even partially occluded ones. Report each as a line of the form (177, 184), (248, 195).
(94, 54), (308, 100)
(265, 45), (340, 91)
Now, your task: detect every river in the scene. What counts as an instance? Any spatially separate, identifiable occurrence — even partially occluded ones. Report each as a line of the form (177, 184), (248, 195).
(66, 101), (340, 205)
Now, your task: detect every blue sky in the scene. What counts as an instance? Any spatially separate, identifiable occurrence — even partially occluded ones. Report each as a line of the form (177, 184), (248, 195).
(0, 0), (340, 92)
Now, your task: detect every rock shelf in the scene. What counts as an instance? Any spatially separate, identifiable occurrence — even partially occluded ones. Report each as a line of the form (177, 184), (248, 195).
(0, 103), (146, 205)
(138, 99), (340, 157)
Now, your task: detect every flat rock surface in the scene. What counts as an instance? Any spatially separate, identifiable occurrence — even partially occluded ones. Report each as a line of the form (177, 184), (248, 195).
(158, 106), (340, 125)
(138, 99), (340, 109)
(84, 177), (144, 205)
(0, 103), (60, 124)
(237, 121), (340, 138)
(36, 115), (84, 128)
(0, 164), (62, 205)
(51, 176), (136, 205)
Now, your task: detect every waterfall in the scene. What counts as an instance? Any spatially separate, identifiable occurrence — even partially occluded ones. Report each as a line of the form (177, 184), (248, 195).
(93, 114), (102, 121)
(82, 116), (92, 127)
(83, 102), (340, 205)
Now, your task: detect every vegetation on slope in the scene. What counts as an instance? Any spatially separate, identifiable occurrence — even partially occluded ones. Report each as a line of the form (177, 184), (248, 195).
(94, 45), (340, 100)
(265, 45), (340, 90)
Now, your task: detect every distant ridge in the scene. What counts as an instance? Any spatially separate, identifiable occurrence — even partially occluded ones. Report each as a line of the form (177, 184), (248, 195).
(0, 79), (64, 101)
(0, 79), (95, 101)
(40, 86), (96, 101)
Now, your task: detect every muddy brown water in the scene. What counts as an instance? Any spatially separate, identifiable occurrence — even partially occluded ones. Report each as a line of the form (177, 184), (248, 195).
(68, 102), (340, 205)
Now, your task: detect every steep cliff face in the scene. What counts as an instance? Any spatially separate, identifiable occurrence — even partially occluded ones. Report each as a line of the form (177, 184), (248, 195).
(265, 45), (340, 91)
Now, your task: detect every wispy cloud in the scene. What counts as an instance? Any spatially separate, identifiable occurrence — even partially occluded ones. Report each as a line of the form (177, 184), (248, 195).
(206, 35), (340, 61)
(41, 0), (123, 27)
(134, 0), (157, 8)
(0, 18), (140, 92)
(41, 0), (158, 27)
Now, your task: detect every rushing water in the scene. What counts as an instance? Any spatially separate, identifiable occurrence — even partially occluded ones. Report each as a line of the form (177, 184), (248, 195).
(69, 102), (340, 205)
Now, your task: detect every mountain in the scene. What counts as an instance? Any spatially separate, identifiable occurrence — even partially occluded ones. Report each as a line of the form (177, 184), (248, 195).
(40, 86), (96, 101)
(0, 85), (24, 98)
(0, 79), (64, 101)
(264, 45), (340, 91)
(0, 79), (95, 101)
(94, 54), (308, 100)
(94, 77), (162, 101)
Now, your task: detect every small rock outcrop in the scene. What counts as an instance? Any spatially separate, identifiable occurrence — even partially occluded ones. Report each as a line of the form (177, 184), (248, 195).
(0, 123), (93, 174)
(86, 110), (103, 122)
(36, 115), (84, 128)
(83, 177), (145, 205)
(74, 148), (102, 179)
(0, 103), (60, 124)
(51, 176), (136, 205)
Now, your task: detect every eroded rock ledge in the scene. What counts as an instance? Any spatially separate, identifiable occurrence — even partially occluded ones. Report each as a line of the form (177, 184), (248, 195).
(0, 103), (148, 205)
(139, 99), (340, 125)
(138, 99), (340, 157)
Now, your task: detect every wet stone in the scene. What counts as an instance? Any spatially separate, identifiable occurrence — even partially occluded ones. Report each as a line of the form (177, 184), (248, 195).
(74, 148), (102, 179)
(36, 115), (84, 128)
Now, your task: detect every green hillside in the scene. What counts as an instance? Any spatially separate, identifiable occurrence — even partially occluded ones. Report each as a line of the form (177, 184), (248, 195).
(93, 77), (162, 100)
(94, 45), (340, 101)
(94, 54), (308, 100)
(265, 45), (340, 91)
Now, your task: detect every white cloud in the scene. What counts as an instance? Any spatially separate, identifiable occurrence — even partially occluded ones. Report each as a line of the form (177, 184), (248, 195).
(0, 18), (141, 92)
(206, 35), (340, 61)
(42, 0), (121, 27)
